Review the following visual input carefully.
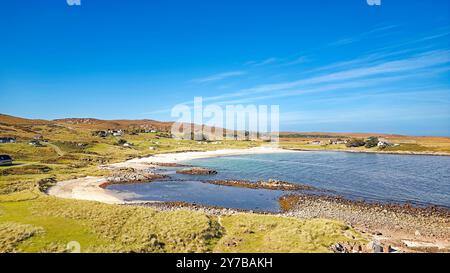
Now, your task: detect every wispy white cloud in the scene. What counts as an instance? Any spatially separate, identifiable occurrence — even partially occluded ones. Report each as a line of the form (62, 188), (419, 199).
(191, 71), (247, 83)
(143, 32), (450, 119)
(279, 56), (308, 66)
(198, 49), (450, 103)
(245, 57), (280, 67)
(329, 24), (399, 47)
(368, 29), (450, 55)
(246, 55), (308, 68)
(201, 72), (436, 106)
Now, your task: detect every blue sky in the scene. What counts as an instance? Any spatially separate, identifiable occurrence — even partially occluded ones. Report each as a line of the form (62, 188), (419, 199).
(0, 0), (449, 136)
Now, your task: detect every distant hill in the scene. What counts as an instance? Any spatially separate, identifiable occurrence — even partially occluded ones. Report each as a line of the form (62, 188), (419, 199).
(0, 114), (173, 130)
(279, 131), (407, 139)
(0, 114), (175, 141)
(0, 114), (51, 126)
(53, 118), (173, 131)
(1, 113), (448, 141)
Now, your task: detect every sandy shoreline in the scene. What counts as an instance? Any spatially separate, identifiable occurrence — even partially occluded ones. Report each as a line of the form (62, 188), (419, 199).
(287, 148), (450, 157)
(47, 176), (124, 204)
(110, 146), (295, 169)
(47, 146), (293, 204)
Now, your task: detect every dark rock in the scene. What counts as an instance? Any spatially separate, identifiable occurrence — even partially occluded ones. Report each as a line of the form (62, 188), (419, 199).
(176, 167), (218, 175)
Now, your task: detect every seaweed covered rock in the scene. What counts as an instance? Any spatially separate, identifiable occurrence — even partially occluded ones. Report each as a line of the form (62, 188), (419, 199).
(176, 167), (218, 175)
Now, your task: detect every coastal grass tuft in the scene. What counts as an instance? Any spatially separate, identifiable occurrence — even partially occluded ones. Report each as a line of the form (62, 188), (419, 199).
(0, 221), (45, 253)
(27, 196), (224, 253)
(214, 214), (364, 253)
(1, 195), (364, 253)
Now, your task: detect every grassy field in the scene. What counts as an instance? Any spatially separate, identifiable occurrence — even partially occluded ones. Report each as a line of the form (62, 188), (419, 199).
(279, 135), (450, 154)
(0, 115), (368, 253)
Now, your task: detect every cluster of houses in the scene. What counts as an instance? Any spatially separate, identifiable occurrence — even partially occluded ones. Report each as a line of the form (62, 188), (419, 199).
(329, 139), (348, 145)
(94, 128), (159, 138)
(310, 139), (349, 145)
(309, 138), (399, 148)
(94, 129), (124, 138)
(28, 135), (47, 146)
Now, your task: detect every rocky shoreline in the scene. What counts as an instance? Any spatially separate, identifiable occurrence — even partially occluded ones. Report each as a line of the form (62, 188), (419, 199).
(148, 162), (191, 167)
(279, 194), (450, 218)
(126, 193), (450, 253)
(279, 194), (450, 253)
(128, 201), (260, 216)
(205, 179), (318, 191)
(99, 168), (168, 188)
(126, 195), (450, 253)
(176, 167), (218, 175)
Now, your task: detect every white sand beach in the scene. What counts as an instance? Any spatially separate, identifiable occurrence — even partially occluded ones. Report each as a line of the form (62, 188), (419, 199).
(47, 176), (124, 204)
(111, 146), (294, 168)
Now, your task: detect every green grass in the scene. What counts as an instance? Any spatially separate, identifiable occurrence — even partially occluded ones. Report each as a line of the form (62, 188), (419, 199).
(0, 200), (109, 253)
(383, 143), (432, 152)
(0, 221), (45, 252)
(0, 196), (365, 253)
(214, 214), (364, 253)
(0, 143), (59, 161)
(280, 136), (450, 154)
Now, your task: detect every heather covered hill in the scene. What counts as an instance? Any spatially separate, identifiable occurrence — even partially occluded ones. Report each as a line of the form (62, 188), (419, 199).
(53, 118), (173, 132)
(0, 114), (50, 126)
(1, 113), (450, 154)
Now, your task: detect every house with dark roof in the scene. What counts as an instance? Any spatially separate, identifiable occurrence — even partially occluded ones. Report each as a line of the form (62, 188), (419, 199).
(0, 155), (13, 166)
(29, 140), (42, 146)
(0, 137), (16, 144)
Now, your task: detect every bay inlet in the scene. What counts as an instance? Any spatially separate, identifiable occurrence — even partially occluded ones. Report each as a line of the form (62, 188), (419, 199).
(107, 151), (450, 212)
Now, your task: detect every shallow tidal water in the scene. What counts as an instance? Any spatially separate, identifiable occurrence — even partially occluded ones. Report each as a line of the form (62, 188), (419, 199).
(107, 151), (450, 212)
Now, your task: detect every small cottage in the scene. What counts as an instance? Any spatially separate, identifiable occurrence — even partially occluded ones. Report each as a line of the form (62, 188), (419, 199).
(0, 155), (13, 166)
(377, 141), (394, 148)
(0, 137), (16, 144)
(113, 130), (124, 137)
(29, 140), (41, 146)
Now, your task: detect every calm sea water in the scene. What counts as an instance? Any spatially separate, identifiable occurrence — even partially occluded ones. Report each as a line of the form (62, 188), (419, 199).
(107, 151), (450, 212)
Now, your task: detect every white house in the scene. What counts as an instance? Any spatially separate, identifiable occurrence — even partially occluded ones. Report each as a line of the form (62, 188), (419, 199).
(29, 140), (41, 146)
(113, 130), (124, 137)
(377, 141), (393, 148)
(0, 137), (16, 144)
